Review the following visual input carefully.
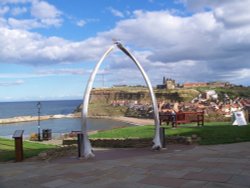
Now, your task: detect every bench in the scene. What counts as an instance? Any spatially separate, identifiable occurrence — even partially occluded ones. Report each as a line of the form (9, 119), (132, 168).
(159, 111), (204, 127)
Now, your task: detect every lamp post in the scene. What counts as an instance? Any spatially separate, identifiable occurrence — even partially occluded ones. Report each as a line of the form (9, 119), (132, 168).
(37, 102), (41, 141)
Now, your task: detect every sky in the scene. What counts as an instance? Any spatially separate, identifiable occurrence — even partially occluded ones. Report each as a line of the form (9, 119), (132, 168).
(0, 0), (250, 102)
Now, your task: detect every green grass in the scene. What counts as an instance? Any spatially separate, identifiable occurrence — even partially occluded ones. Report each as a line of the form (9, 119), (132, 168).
(90, 122), (250, 145)
(0, 138), (56, 162)
(88, 103), (128, 117)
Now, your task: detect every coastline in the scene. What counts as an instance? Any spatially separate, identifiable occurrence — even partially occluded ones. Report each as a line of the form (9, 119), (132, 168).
(0, 113), (154, 126)
(90, 116), (154, 126)
(0, 113), (81, 125)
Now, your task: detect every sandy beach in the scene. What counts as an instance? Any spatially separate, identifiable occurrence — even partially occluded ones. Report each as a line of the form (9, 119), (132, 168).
(97, 116), (154, 126)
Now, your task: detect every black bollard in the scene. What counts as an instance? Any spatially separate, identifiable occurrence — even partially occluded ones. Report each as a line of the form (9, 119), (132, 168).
(77, 133), (84, 158)
(160, 127), (166, 148)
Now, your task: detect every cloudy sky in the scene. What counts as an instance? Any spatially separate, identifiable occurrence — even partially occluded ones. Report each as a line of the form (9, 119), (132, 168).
(0, 0), (250, 102)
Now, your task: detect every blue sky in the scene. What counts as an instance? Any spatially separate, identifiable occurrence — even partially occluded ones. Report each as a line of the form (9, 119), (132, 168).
(0, 0), (250, 102)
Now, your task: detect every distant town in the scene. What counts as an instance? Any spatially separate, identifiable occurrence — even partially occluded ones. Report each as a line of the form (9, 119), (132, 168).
(109, 77), (250, 122)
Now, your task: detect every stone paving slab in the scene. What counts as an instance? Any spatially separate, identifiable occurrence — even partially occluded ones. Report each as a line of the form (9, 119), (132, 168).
(139, 176), (190, 187)
(228, 174), (250, 187)
(1, 142), (250, 188)
(182, 172), (232, 183)
(203, 182), (249, 188)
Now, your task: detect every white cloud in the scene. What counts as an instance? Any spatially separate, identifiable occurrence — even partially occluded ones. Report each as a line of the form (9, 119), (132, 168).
(108, 7), (124, 18)
(31, 1), (61, 19)
(97, 7), (250, 85)
(0, 0), (63, 29)
(76, 19), (86, 27)
(36, 68), (86, 76)
(0, 79), (24, 86)
(11, 6), (27, 15)
(0, 27), (111, 65)
(0, 68), (109, 79)
(182, 0), (250, 28)
(0, 0), (30, 4)
(213, 2), (250, 28)
(8, 18), (42, 29)
(0, 1), (250, 86)
(31, 0), (62, 27)
(0, 6), (9, 15)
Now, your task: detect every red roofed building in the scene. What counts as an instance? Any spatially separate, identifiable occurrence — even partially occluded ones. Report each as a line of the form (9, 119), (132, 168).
(183, 82), (208, 88)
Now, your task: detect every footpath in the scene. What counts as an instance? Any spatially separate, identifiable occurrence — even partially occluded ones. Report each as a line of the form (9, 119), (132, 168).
(1, 142), (250, 188)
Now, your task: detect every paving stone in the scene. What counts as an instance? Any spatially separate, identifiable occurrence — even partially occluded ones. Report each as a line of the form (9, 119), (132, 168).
(203, 182), (249, 188)
(60, 182), (86, 188)
(72, 176), (100, 184)
(228, 175), (250, 186)
(0, 179), (43, 188)
(198, 157), (219, 162)
(26, 175), (59, 184)
(183, 172), (232, 182)
(103, 181), (166, 188)
(186, 161), (223, 168)
(139, 176), (189, 187)
(216, 158), (249, 164)
(41, 179), (71, 188)
(122, 174), (145, 182)
(240, 169), (250, 176)
(203, 167), (243, 175)
(1, 143), (250, 188)
(131, 162), (156, 168)
(180, 180), (208, 188)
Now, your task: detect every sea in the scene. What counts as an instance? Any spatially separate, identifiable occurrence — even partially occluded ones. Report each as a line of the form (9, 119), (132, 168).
(0, 100), (133, 138)
(0, 100), (82, 119)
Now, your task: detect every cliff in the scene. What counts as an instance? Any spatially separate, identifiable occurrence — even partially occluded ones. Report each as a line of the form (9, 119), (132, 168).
(76, 87), (200, 117)
(89, 87), (199, 103)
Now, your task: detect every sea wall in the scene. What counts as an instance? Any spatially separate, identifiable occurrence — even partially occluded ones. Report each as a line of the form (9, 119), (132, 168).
(62, 135), (200, 147)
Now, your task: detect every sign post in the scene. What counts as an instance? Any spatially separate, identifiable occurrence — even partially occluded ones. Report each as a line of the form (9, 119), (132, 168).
(13, 130), (24, 162)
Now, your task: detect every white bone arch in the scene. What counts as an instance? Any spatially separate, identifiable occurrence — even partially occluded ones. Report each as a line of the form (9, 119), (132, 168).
(80, 42), (162, 159)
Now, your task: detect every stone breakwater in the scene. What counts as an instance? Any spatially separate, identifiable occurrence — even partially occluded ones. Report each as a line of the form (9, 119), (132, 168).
(0, 113), (81, 124)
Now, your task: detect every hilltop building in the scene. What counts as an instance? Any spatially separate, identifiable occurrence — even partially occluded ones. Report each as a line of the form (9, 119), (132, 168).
(157, 77), (176, 89)
(157, 77), (232, 90)
(183, 81), (231, 88)
(183, 82), (208, 88)
(208, 81), (231, 88)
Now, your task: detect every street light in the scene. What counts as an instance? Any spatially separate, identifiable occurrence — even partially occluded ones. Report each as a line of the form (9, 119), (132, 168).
(37, 101), (41, 141)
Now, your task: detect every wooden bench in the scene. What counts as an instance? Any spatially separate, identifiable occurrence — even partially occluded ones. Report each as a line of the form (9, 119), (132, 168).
(159, 111), (204, 127)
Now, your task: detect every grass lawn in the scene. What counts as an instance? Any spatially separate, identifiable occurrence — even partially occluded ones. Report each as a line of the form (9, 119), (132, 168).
(90, 122), (250, 145)
(0, 138), (56, 162)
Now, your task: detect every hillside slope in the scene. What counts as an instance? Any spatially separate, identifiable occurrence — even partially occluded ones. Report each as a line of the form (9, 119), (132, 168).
(76, 87), (200, 117)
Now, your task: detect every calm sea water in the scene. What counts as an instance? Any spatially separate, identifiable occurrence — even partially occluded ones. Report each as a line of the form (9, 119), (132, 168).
(0, 118), (133, 138)
(0, 100), (133, 138)
(0, 100), (82, 119)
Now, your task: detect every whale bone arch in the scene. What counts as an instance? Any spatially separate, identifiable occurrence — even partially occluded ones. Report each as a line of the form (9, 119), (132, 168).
(80, 42), (162, 159)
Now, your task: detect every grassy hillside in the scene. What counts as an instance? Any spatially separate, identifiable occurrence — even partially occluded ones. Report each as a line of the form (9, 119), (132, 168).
(81, 87), (200, 116)
(79, 86), (250, 117)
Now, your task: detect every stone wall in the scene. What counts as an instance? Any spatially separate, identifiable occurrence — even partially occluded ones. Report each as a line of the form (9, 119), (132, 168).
(62, 135), (200, 148)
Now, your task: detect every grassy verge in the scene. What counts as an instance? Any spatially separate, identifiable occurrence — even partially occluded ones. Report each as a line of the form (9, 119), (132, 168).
(90, 122), (250, 145)
(0, 138), (56, 162)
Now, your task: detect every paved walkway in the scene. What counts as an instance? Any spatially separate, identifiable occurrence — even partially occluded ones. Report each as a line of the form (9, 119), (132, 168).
(1, 142), (250, 188)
